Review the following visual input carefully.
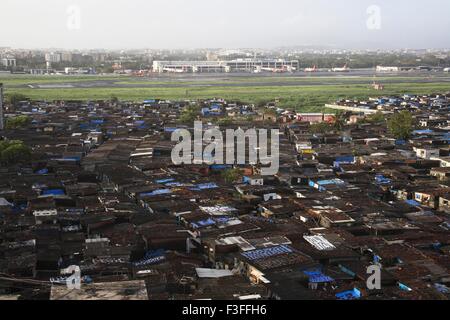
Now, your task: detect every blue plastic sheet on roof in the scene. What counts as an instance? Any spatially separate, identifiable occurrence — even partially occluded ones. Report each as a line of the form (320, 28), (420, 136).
(144, 249), (165, 260)
(134, 249), (166, 267)
(335, 156), (355, 163)
(36, 168), (49, 174)
(165, 182), (184, 187)
(434, 283), (450, 294)
(335, 288), (361, 300)
(90, 119), (104, 125)
(398, 283), (412, 292)
(375, 174), (392, 185)
(140, 189), (172, 197)
(164, 127), (178, 133)
(303, 269), (334, 283)
(133, 255), (166, 267)
(317, 179), (344, 186)
(155, 178), (175, 184)
(413, 129), (434, 135)
(197, 183), (218, 190)
(215, 217), (231, 223)
(210, 164), (231, 170)
(241, 245), (293, 261)
(339, 265), (356, 277)
(64, 156), (81, 161)
(189, 183), (219, 191)
(191, 218), (216, 229)
(42, 189), (65, 196)
(405, 199), (420, 207)
(13, 204), (26, 212)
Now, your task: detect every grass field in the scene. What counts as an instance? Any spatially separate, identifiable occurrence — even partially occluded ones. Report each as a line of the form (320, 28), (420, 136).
(1, 74), (449, 112)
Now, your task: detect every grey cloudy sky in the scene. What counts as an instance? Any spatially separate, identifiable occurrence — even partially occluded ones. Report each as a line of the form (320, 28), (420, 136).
(1, 0), (449, 49)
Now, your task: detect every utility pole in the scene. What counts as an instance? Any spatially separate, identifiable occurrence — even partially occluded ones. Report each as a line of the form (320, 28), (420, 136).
(0, 83), (4, 131)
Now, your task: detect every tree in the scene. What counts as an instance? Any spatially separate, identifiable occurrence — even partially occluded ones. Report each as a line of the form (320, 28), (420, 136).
(216, 117), (233, 126)
(221, 168), (242, 184)
(110, 95), (119, 104)
(6, 93), (28, 107)
(5, 115), (30, 129)
(0, 140), (31, 165)
(179, 105), (200, 124)
(387, 110), (414, 140)
(310, 122), (332, 134)
(368, 111), (385, 124)
(333, 111), (347, 131)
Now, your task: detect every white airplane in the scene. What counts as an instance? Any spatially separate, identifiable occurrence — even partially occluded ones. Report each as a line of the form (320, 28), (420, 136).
(304, 65), (318, 72)
(331, 64), (350, 72)
(261, 66), (290, 73)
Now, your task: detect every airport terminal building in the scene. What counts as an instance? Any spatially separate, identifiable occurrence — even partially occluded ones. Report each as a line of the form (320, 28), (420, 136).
(152, 59), (299, 73)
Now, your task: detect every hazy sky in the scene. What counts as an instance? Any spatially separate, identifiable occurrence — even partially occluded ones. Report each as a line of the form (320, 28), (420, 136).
(1, 0), (449, 49)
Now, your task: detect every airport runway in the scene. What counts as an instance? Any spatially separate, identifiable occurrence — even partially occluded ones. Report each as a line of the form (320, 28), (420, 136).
(5, 70), (450, 89)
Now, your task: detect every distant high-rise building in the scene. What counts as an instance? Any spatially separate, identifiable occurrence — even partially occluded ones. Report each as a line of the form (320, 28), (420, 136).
(1, 58), (16, 67)
(61, 52), (73, 62)
(45, 52), (62, 63)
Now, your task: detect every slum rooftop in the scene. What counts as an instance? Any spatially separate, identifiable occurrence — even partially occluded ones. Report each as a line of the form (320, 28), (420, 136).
(0, 95), (449, 300)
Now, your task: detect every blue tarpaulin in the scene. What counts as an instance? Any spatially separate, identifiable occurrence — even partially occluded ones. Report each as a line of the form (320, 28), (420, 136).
(317, 179), (345, 186)
(303, 269), (334, 283)
(413, 129), (433, 135)
(210, 164), (231, 170)
(165, 182), (184, 187)
(196, 183), (218, 190)
(42, 189), (65, 196)
(398, 283), (412, 292)
(241, 245), (293, 261)
(434, 283), (449, 294)
(191, 218), (216, 229)
(405, 199), (420, 207)
(375, 174), (392, 185)
(339, 265), (356, 277)
(133, 255), (166, 267)
(335, 288), (361, 300)
(189, 183), (219, 191)
(155, 178), (175, 184)
(64, 156), (81, 161)
(140, 189), (172, 197)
